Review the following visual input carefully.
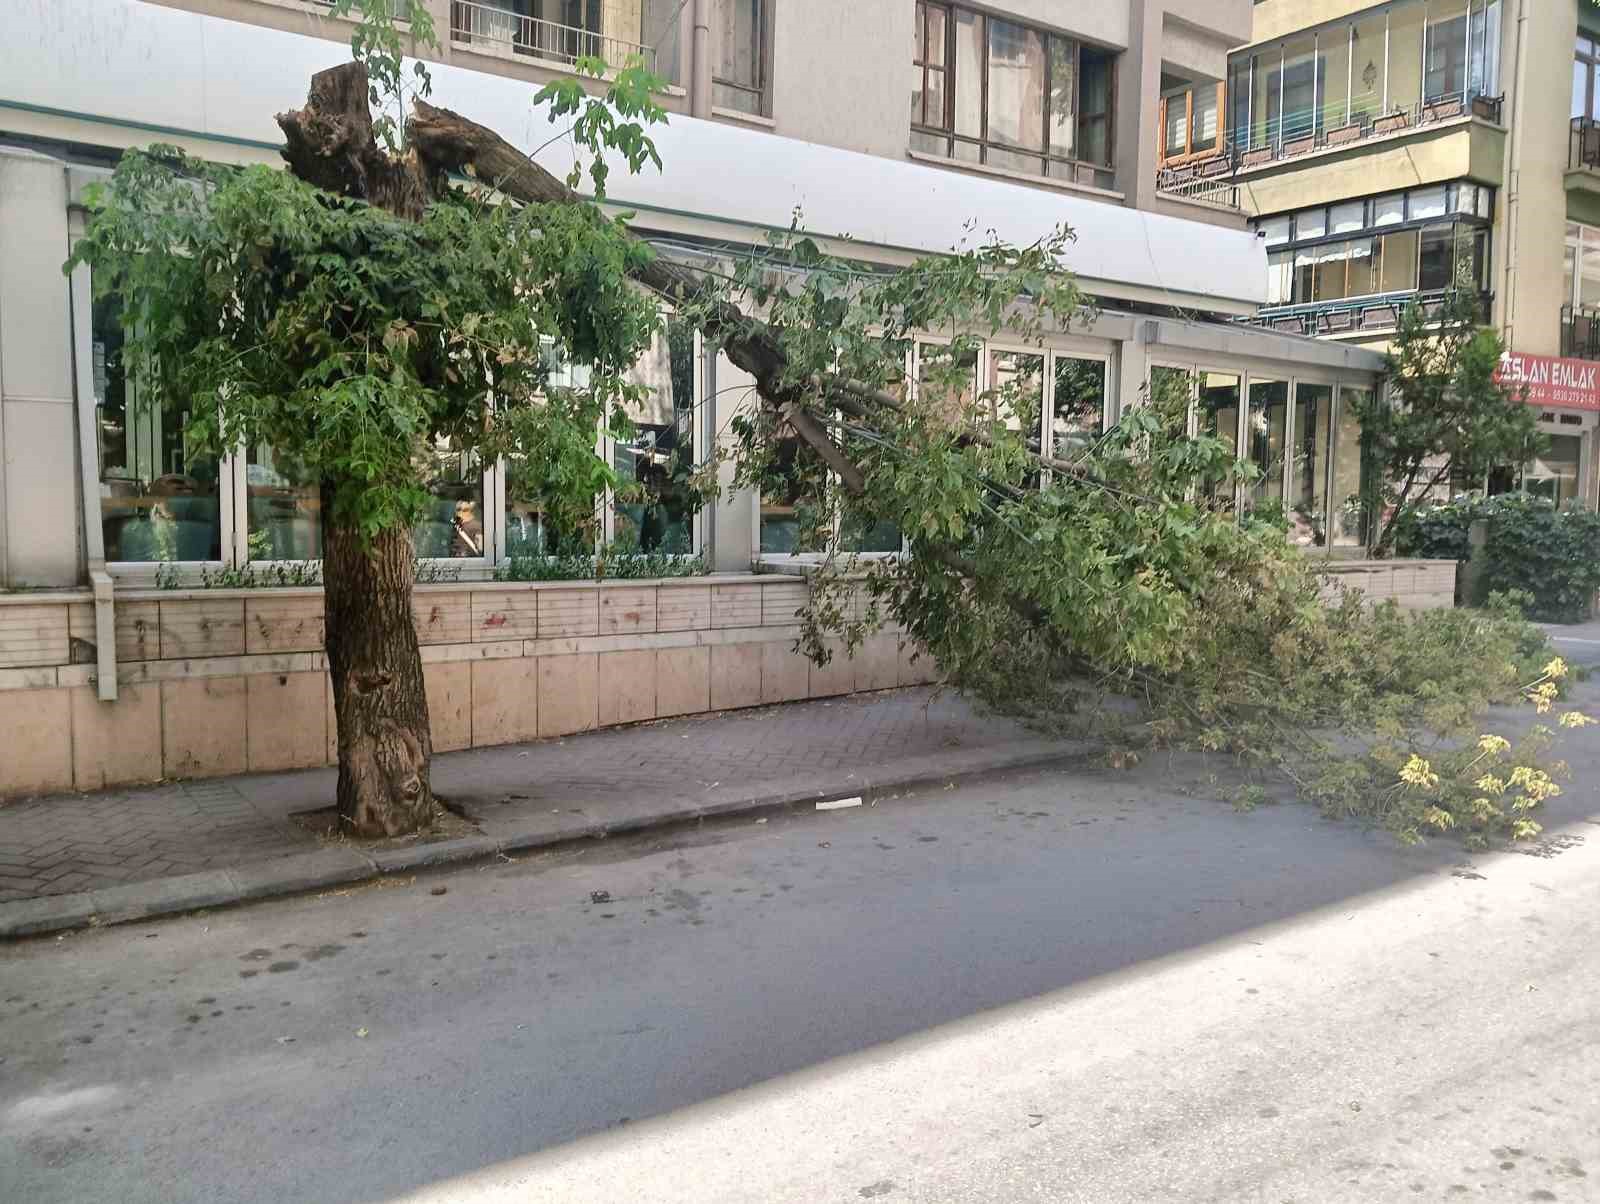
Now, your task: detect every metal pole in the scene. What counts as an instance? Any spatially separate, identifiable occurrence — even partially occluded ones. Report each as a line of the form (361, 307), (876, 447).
(1313, 31), (1321, 139)
(1383, 10), (1390, 111)
(1463, 0), (1474, 99)
(1421, 2), (1430, 106)
(1278, 44), (1286, 147)
(1347, 22), (1354, 126)
(690, 0), (711, 117)
(1247, 55), (1255, 147)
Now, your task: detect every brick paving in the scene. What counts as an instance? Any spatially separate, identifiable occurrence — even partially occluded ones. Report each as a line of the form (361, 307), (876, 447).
(0, 687), (1059, 905)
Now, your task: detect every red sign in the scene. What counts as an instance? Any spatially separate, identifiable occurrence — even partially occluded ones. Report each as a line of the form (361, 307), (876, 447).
(1496, 351), (1600, 411)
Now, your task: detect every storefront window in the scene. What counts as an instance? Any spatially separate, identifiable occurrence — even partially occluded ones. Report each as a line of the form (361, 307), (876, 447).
(1290, 383), (1333, 546)
(1246, 377), (1289, 512)
(1523, 434), (1582, 508)
(413, 438), (485, 559)
(1053, 356), (1107, 459)
(1198, 371), (1241, 500)
(1329, 386), (1372, 548)
(92, 293), (222, 563)
(614, 323), (696, 554)
(246, 446), (322, 560)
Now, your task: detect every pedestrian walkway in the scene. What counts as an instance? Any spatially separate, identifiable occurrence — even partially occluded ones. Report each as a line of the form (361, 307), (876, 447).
(0, 687), (1085, 929)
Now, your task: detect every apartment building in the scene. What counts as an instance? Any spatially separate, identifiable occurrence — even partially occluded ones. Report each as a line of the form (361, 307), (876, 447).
(0, 0), (1396, 798)
(1197, 0), (1598, 510)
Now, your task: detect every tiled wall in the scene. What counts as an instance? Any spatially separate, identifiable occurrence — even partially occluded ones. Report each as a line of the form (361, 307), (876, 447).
(0, 575), (940, 799)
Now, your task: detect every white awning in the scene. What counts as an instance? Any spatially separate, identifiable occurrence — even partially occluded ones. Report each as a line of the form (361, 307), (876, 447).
(4, 0), (1266, 309)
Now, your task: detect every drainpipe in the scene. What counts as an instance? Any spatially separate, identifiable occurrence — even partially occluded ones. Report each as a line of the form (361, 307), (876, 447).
(690, 0), (712, 118)
(67, 203), (118, 702)
(1500, 0), (1527, 348)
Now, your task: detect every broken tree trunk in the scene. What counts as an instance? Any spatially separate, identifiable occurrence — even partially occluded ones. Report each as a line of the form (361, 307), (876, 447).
(278, 65), (446, 837)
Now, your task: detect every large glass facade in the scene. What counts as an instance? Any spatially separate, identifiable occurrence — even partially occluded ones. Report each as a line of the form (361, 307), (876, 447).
(1329, 387), (1371, 548)
(247, 446), (322, 560)
(614, 323), (696, 554)
(1198, 371), (1241, 501)
(1052, 357), (1107, 459)
(92, 293), (223, 564)
(1290, 383), (1333, 546)
(1246, 377), (1289, 513)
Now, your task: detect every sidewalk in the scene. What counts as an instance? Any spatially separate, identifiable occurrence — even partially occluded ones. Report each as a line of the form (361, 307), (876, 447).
(0, 687), (1090, 937)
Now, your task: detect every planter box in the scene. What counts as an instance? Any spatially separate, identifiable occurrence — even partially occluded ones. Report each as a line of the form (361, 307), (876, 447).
(1240, 146), (1274, 167)
(1372, 112), (1410, 135)
(1326, 122), (1363, 147)
(1281, 134), (1316, 158)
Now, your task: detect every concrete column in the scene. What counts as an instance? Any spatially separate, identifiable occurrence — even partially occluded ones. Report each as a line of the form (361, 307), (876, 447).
(1114, 0), (1165, 210)
(1116, 334), (1150, 422)
(0, 149), (81, 589)
(690, 0), (712, 117)
(710, 350), (755, 571)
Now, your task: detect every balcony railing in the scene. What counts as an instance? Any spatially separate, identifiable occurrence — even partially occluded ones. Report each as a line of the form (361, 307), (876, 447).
(1562, 303), (1600, 360)
(1242, 288), (1491, 338)
(1228, 90), (1502, 174)
(450, 1), (655, 73)
(1571, 117), (1600, 172)
(1154, 156), (1240, 209)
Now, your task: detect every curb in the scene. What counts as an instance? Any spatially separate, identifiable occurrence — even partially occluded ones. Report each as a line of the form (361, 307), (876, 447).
(0, 743), (1095, 940)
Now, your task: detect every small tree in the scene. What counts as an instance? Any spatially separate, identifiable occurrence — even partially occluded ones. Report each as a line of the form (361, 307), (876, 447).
(1352, 284), (1541, 558)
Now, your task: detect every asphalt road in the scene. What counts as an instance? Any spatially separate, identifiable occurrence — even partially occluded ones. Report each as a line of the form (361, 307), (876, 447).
(3, 684), (1598, 1203)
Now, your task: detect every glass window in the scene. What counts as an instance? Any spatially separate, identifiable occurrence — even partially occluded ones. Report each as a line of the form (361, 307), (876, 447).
(246, 447), (322, 561)
(1347, 237), (1380, 299)
(1350, 15), (1387, 125)
(759, 436), (821, 554)
(1198, 371), (1241, 502)
(952, 8), (983, 140)
(1470, 0), (1503, 98)
(1164, 91), (1189, 156)
(1523, 433), (1582, 508)
(1410, 184), (1448, 220)
(986, 17), (1046, 153)
(1273, 35), (1320, 144)
(1379, 228), (1420, 293)
(413, 439), (484, 559)
(1249, 51), (1277, 150)
(1321, 24), (1352, 133)
(1329, 386), (1371, 548)
(1580, 231), (1600, 307)
(1052, 356), (1106, 459)
(1387, 1), (1427, 114)
(1246, 376), (1289, 512)
(1077, 46), (1115, 166)
(1372, 193), (1405, 226)
(1330, 200), (1365, 233)
(1267, 250), (1294, 305)
(614, 322), (696, 554)
(1194, 82), (1219, 149)
(1258, 215), (1292, 246)
(1048, 36), (1077, 159)
(1289, 382), (1333, 547)
(1424, 2), (1470, 102)
(912, 2), (949, 129)
(1295, 207), (1327, 239)
(713, 0), (767, 114)
(986, 349), (1045, 448)
(1418, 224), (1458, 290)
(92, 292), (223, 564)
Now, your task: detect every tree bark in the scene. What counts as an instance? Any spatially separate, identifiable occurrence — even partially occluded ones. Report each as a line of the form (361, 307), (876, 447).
(323, 514), (435, 836)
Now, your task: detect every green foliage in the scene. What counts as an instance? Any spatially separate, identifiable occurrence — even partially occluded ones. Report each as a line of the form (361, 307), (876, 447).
(497, 543), (706, 582)
(1355, 287), (1542, 557)
(324, 0), (438, 148)
(535, 59), (669, 199)
(68, 149), (664, 545)
(1395, 493), (1600, 621)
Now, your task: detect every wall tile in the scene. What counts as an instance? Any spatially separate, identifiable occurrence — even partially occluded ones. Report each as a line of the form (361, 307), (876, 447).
(657, 646), (711, 717)
(657, 585), (711, 632)
(599, 587), (657, 636)
(538, 653), (598, 738)
(712, 583), (763, 628)
(761, 581), (809, 626)
(424, 661), (472, 752)
(597, 649), (657, 727)
(470, 657), (539, 747)
(852, 633), (900, 693)
(159, 598), (245, 659)
(809, 639), (855, 698)
(245, 671), (327, 772)
(537, 588), (600, 639)
(116, 601), (161, 662)
(710, 642), (762, 711)
(0, 603), (69, 668)
(0, 687), (71, 796)
(68, 684), (161, 791)
(761, 640), (810, 704)
(245, 595), (325, 655)
(470, 590), (539, 642)
(162, 676), (247, 780)
(413, 592), (471, 645)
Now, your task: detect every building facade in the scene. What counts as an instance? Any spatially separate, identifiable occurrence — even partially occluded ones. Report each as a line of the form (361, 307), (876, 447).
(0, 0), (1402, 798)
(1207, 0), (1600, 511)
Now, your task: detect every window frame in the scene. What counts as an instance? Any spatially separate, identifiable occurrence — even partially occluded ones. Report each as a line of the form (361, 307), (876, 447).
(911, 1), (1116, 185)
(712, 0), (772, 117)
(1158, 79), (1226, 164)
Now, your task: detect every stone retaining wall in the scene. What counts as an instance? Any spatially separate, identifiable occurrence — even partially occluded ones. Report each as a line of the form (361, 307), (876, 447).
(0, 559), (1457, 799)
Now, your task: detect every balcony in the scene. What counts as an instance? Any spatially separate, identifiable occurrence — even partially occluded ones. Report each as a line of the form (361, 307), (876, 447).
(1154, 156), (1241, 210)
(1243, 288), (1491, 338)
(1229, 90), (1502, 174)
(1568, 117), (1600, 197)
(450, 1), (656, 73)
(1561, 304), (1600, 360)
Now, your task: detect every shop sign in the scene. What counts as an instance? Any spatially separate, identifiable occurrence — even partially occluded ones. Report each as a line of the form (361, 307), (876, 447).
(1496, 351), (1600, 411)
